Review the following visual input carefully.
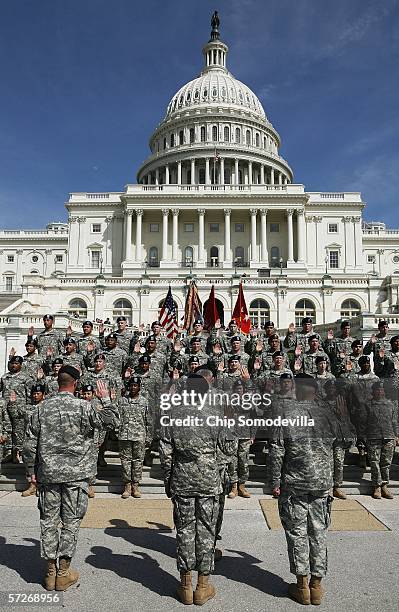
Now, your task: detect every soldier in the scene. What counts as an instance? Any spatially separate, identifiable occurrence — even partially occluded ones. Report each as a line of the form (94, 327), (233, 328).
(80, 383), (107, 498)
(27, 314), (64, 362)
(226, 379), (253, 500)
(216, 355), (247, 392)
(373, 335), (399, 383)
(75, 320), (101, 354)
(225, 335), (250, 368)
(42, 358), (63, 397)
(18, 339), (43, 378)
(256, 351), (293, 392)
(358, 381), (398, 499)
(297, 336), (330, 377)
(99, 316), (133, 354)
(269, 373), (296, 499)
(59, 338), (85, 373)
(212, 320), (247, 354)
(21, 383), (46, 497)
(314, 356), (335, 399)
(341, 339), (363, 378)
(102, 333), (128, 377)
(283, 317), (322, 353)
(181, 318), (209, 353)
(0, 394), (12, 472)
(249, 333), (288, 372)
(206, 339), (225, 375)
(269, 374), (337, 605)
(117, 376), (150, 499)
(323, 320), (354, 376)
(137, 321), (172, 355)
(363, 320), (391, 356)
(23, 368), (119, 591)
(245, 320), (276, 355)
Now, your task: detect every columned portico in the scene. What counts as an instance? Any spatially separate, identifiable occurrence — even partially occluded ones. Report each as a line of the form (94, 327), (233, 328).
(124, 210), (133, 261)
(223, 208), (232, 267)
(260, 209), (269, 265)
(197, 208), (206, 267)
(171, 209), (179, 267)
(250, 208), (258, 267)
(160, 208), (169, 267)
(287, 209), (294, 264)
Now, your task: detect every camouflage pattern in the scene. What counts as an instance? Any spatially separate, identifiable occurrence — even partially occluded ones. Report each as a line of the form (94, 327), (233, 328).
(333, 443), (346, 487)
(43, 375), (59, 397)
(37, 480), (89, 560)
(340, 353), (362, 377)
(28, 328), (64, 357)
(224, 351), (250, 369)
(103, 346), (128, 377)
(367, 439), (396, 486)
(77, 333), (102, 355)
(117, 395), (150, 442)
(301, 350), (331, 376)
(374, 350), (399, 381)
(79, 370), (121, 398)
(228, 438), (251, 484)
(118, 440), (146, 483)
(1, 370), (34, 451)
(181, 332), (209, 353)
(22, 353), (43, 378)
(358, 397), (398, 440)
(283, 330), (323, 353)
(59, 351), (86, 374)
(324, 335), (354, 376)
(363, 334), (392, 356)
(0, 398), (12, 468)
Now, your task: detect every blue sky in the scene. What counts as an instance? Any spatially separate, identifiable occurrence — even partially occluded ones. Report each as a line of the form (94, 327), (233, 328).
(0, 0), (398, 228)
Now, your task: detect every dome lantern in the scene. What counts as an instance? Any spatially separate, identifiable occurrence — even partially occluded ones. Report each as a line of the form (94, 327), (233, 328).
(202, 10), (228, 73)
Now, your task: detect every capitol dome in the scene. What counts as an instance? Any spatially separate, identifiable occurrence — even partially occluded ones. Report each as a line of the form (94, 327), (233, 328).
(137, 13), (293, 187)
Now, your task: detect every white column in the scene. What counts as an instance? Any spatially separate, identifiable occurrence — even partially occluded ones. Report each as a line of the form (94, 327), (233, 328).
(248, 161), (253, 184)
(198, 209), (205, 267)
(235, 158), (239, 185)
(260, 209), (269, 265)
(135, 209), (143, 262)
(205, 158), (210, 185)
(162, 209), (169, 261)
(220, 157), (225, 184)
(224, 208), (232, 266)
(165, 164), (170, 185)
(172, 209), (179, 262)
(177, 161), (182, 185)
(250, 208), (258, 264)
(124, 210), (133, 261)
(191, 158), (195, 185)
(297, 209), (305, 264)
(287, 209), (294, 263)
(260, 164), (265, 185)
(155, 168), (159, 185)
(270, 167), (275, 184)
(278, 171), (282, 185)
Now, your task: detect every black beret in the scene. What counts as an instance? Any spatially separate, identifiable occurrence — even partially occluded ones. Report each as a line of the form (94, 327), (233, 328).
(280, 372), (293, 380)
(372, 381), (384, 390)
(228, 354), (240, 362)
(151, 321), (161, 327)
(10, 356), (23, 364)
(190, 336), (202, 343)
(231, 336), (241, 343)
(378, 320), (388, 327)
(31, 383), (45, 394)
(390, 335), (399, 344)
(94, 353), (106, 361)
(358, 355), (370, 364)
(352, 339), (362, 347)
(52, 357), (64, 366)
(268, 334), (280, 341)
(107, 333), (118, 340)
(295, 373), (318, 389)
(129, 376), (141, 386)
(139, 355), (151, 363)
(146, 335), (157, 343)
(264, 321), (275, 328)
(25, 338), (37, 347)
(63, 337), (77, 345)
(302, 317), (313, 324)
(189, 356), (200, 363)
(58, 365), (80, 380)
(43, 314), (54, 321)
(272, 351), (284, 358)
(81, 384), (95, 393)
(194, 319), (203, 325)
(116, 316), (127, 322)
(82, 320), (93, 327)
(228, 320), (237, 326)
(315, 356), (327, 364)
(340, 320), (351, 329)
(308, 335), (318, 343)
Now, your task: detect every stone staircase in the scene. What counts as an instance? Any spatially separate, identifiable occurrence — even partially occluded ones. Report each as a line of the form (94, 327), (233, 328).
(2, 449), (399, 495)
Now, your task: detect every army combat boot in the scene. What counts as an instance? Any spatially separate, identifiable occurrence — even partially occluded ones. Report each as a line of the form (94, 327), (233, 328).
(43, 559), (57, 591)
(131, 482), (142, 498)
(309, 576), (324, 605)
(214, 548), (223, 562)
(121, 483), (131, 499)
(238, 483), (251, 498)
(176, 571), (193, 605)
(88, 486), (95, 498)
(228, 483), (238, 499)
(333, 487), (347, 500)
(381, 484), (394, 499)
(21, 482), (37, 497)
(288, 575), (311, 605)
(193, 574), (215, 605)
(55, 557), (79, 591)
(372, 486), (381, 499)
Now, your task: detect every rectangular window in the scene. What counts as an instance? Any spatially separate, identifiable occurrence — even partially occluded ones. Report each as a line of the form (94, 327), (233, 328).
(235, 223), (245, 232)
(92, 223), (101, 233)
(7, 255), (14, 263)
(270, 223), (279, 233)
(5, 276), (13, 291)
(209, 223), (219, 232)
(149, 223), (159, 232)
(55, 254), (63, 263)
(91, 251), (100, 268)
(184, 223), (194, 232)
(329, 250), (339, 268)
(328, 223), (338, 233)
(367, 255), (375, 263)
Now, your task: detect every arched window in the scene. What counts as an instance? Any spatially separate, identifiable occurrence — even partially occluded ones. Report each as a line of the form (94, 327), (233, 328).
(235, 128), (241, 143)
(179, 130), (184, 145)
(148, 246), (159, 267)
(246, 130), (251, 145)
(170, 133), (175, 148)
(199, 168), (205, 184)
(212, 125), (218, 141)
(234, 246), (245, 267)
(184, 246), (194, 266)
(163, 137), (167, 150)
(189, 128), (195, 144)
(263, 136), (267, 149)
(210, 246), (219, 267)
(255, 133), (260, 147)
(113, 299), (132, 324)
(249, 299), (270, 328)
(68, 298), (87, 319)
(270, 246), (280, 267)
(224, 126), (230, 142)
(200, 126), (206, 142)
(295, 299), (316, 327)
(340, 299), (361, 319)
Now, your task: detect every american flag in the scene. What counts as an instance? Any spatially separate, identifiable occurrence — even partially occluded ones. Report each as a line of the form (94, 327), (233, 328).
(159, 286), (178, 338)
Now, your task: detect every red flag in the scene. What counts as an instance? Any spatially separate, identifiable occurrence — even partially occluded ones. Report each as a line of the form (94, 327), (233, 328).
(183, 280), (202, 332)
(203, 285), (220, 331)
(232, 282), (251, 334)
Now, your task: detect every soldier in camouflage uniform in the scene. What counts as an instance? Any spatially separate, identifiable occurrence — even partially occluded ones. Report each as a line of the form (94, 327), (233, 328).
(340, 340), (363, 378)
(80, 383), (107, 498)
(180, 319), (209, 353)
(76, 320), (102, 355)
(99, 316), (134, 354)
(358, 381), (398, 499)
(0, 396), (12, 472)
(363, 320), (391, 356)
(323, 321), (355, 376)
(101, 333), (128, 377)
(21, 383), (46, 497)
(117, 376), (150, 499)
(23, 366), (119, 592)
(20, 339), (43, 378)
(314, 356), (336, 399)
(269, 373), (296, 498)
(269, 374), (338, 606)
(42, 358), (63, 397)
(137, 321), (173, 356)
(226, 379), (254, 500)
(249, 333), (288, 372)
(181, 337), (209, 374)
(58, 338), (86, 373)
(283, 317), (323, 354)
(27, 314), (65, 369)
(299, 336), (330, 376)
(1, 356), (34, 462)
(210, 320), (247, 354)
(206, 339), (225, 375)
(224, 335), (250, 369)
(373, 335), (399, 394)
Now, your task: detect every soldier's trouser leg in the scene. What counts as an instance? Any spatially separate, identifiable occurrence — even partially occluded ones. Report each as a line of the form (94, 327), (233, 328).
(215, 493), (226, 542)
(227, 438), (239, 482)
(380, 439), (395, 484)
(131, 441), (146, 483)
(38, 480), (89, 560)
(279, 491), (331, 578)
(11, 416), (26, 452)
(368, 441), (382, 486)
(237, 439), (251, 484)
(118, 440), (133, 483)
(333, 443), (346, 487)
(173, 495), (219, 574)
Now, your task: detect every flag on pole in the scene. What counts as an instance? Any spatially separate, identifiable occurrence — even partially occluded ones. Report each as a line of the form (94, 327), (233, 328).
(203, 285), (220, 331)
(214, 148), (220, 161)
(183, 280), (202, 331)
(232, 282), (251, 334)
(159, 286), (178, 338)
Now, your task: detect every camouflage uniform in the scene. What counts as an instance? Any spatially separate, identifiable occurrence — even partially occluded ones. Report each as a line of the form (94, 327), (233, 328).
(103, 346), (128, 377)
(0, 398), (12, 469)
(77, 334), (102, 355)
(323, 336), (354, 377)
(363, 334), (391, 357)
(59, 351), (86, 374)
(117, 394), (150, 484)
(269, 399), (337, 578)
(1, 370), (34, 452)
(22, 353), (44, 378)
(43, 375), (59, 397)
(283, 330), (323, 353)
(301, 350), (331, 376)
(181, 332), (209, 353)
(28, 329), (64, 358)
(323, 398), (356, 488)
(224, 351), (250, 369)
(23, 391), (119, 561)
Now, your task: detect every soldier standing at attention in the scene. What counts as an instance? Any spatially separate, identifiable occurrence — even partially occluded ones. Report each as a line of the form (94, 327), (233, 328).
(23, 366), (119, 592)
(27, 314), (64, 364)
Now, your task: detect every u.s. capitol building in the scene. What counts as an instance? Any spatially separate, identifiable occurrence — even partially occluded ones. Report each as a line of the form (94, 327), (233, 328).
(1, 15), (399, 359)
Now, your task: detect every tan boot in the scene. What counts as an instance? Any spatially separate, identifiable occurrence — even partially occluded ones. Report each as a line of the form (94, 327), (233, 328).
(193, 574), (216, 606)
(228, 483), (238, 499)
(333, 487), (347, 500)
(131, 482), (142, 498)
(309, 576), (324, 605)
(43, 559), (57, 591)
(238, 483), (251, 498)
(21, 482), (37, 497)
(121, 483), (131, 499)
(55, 557), (79, 591)
(372, 486), (381, 499)
(176, 571), (193, 605)
(288, 575), (311, 605)
(88, 486), (95, 499)
(381, 484), (394, 499)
